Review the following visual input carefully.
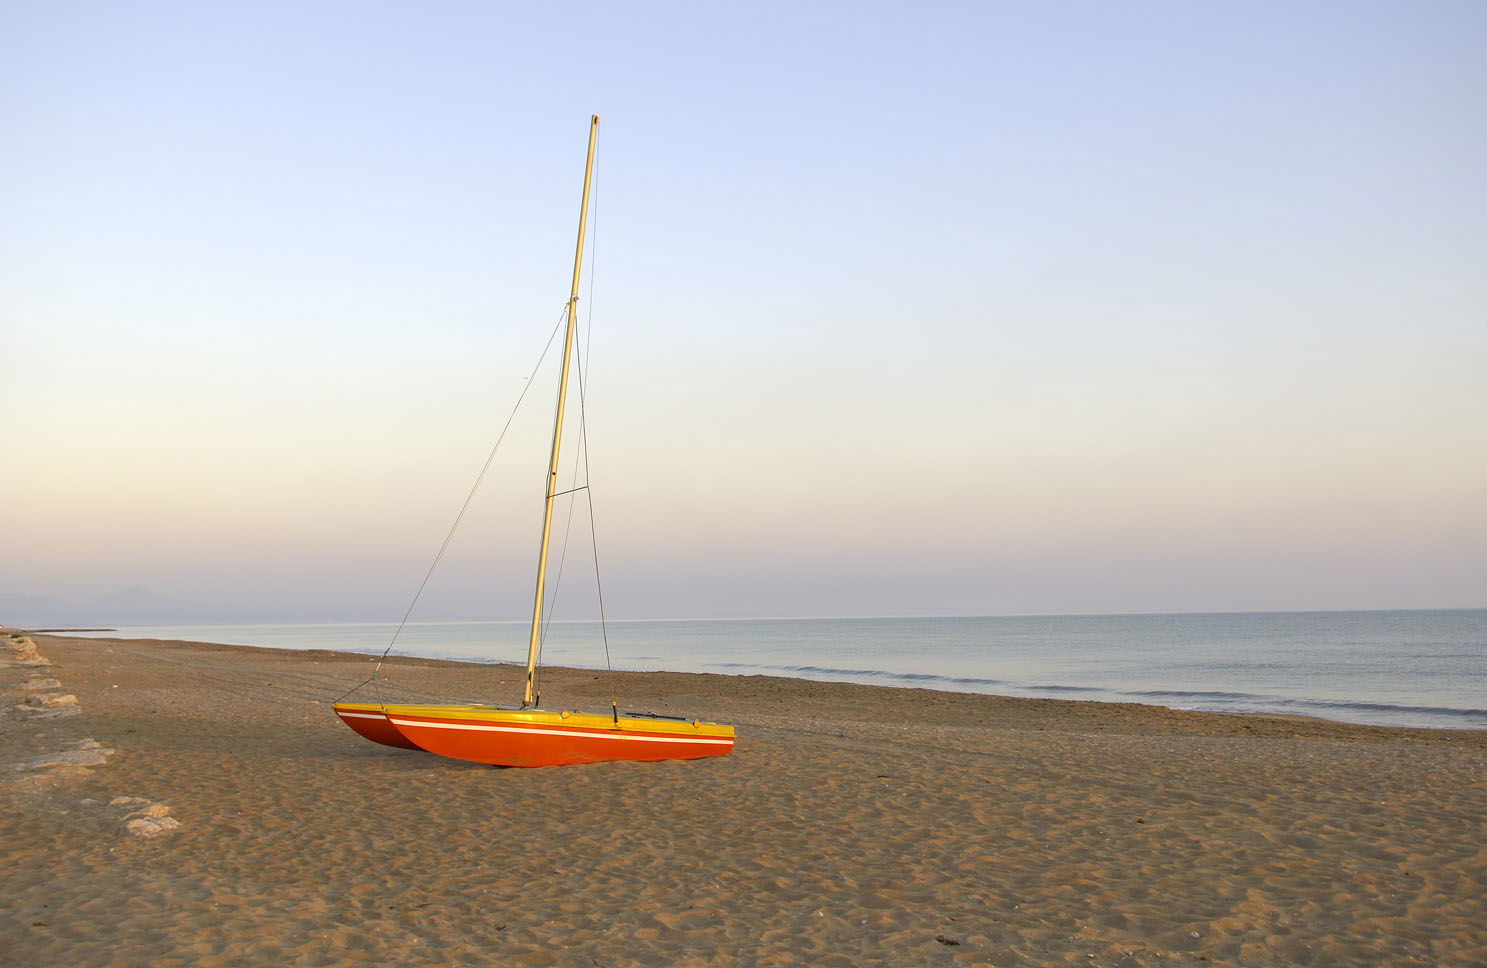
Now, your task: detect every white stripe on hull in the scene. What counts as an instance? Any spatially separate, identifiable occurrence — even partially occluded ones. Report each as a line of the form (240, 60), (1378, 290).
(389, 718), (733, 746)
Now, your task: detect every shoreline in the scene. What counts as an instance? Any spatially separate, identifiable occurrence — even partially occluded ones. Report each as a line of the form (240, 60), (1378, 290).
(5, 630), (1485, 966)
(21, 627), (1486, 736)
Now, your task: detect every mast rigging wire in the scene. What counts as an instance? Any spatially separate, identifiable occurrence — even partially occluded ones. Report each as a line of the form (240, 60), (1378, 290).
(334, 304), (571, 703)
(340, 121), (614, 709)
(579, 121), (616, 679)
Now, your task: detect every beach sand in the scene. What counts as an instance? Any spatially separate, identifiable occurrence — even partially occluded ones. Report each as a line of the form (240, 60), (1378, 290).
(3, 630), (1484, 967)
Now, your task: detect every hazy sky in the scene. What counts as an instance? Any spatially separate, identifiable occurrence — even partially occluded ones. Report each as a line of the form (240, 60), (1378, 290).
(4, 1), (1484, 621)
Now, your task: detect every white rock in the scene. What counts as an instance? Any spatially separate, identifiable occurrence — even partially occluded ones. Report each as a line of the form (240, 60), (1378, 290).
(0, 657), (53, 668)
(15, 703), (80, 718)
(108, 796), (172, 820)
(8, 748), (114, 771)
(125, 816), (181, 838)
(6, 638), (40, 659)
(24, 693), (77, 708)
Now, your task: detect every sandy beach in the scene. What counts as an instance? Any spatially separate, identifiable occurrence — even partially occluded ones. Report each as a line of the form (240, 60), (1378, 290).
(3, 629), (1484, 967)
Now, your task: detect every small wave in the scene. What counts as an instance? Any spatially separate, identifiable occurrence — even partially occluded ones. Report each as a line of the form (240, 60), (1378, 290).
(713, 662), (1012, 689)
(785, 665), (1011, 687)
(1023, 684), (1105, 695)
(1127, 689), (1267, 701)
(1285, 698), (1487, 721)
(1166, 694), (1487, 727)
(1403, 653), (1482, 660)
(700, 662), (1486, 728)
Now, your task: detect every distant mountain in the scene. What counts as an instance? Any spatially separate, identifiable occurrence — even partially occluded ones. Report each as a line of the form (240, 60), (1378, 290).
(92, 585), (181, 622)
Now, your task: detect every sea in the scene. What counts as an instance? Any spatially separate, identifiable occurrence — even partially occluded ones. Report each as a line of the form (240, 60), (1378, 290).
(57, 609), (1485, 731)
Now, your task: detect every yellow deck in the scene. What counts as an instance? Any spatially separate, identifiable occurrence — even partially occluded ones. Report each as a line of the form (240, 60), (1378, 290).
(335, 702), (734, 739)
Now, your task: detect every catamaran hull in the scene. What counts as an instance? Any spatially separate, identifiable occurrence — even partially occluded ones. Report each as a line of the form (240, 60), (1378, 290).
(332, 702), (735, 767)
(332, 706), (426, 750)
(387, 711), (735, 768)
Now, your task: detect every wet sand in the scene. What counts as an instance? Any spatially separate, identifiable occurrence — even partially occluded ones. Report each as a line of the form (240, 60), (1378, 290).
(3, 629), (1485, 967)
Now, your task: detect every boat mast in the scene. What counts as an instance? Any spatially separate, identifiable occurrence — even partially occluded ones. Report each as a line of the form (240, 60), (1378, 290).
(523, 114), (600, 708)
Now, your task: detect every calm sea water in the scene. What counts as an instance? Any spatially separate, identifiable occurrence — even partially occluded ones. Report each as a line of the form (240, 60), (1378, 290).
(61, 609), (1485, 730)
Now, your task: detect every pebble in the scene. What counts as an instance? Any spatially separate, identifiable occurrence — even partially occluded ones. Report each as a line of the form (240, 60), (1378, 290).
(8, 747), (115, 771)
(126, 816), (182, 839)
(24, 692), (79, 708)
(111, 796), (182, 836)
(110, 796), (154, 809)
(15, 703), (81, 719)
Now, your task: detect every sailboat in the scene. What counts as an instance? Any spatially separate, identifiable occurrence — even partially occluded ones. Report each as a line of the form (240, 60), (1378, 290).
(333, 116), (735, 767)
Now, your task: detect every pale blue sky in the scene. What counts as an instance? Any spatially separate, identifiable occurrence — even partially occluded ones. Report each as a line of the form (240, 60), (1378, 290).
(3, 1), (1484, 621)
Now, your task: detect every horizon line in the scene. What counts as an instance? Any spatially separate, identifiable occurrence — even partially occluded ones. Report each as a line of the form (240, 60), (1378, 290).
(13, 603), (1485, 630)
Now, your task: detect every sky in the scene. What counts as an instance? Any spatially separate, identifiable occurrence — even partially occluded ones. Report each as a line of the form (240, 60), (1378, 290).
(3, 1), (1484, 622)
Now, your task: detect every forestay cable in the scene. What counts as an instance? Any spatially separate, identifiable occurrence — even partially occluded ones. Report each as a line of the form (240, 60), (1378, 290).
(335, 304), (572, 703)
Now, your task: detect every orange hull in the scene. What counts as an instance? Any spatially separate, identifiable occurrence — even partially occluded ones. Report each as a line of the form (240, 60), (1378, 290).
(333, 702), (735, 767)
(387, 709), (735, 767)
(333, 706), (425, 750)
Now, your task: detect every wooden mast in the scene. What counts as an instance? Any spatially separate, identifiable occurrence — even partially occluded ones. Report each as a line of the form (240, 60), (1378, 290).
(523, 114), (600, 708)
